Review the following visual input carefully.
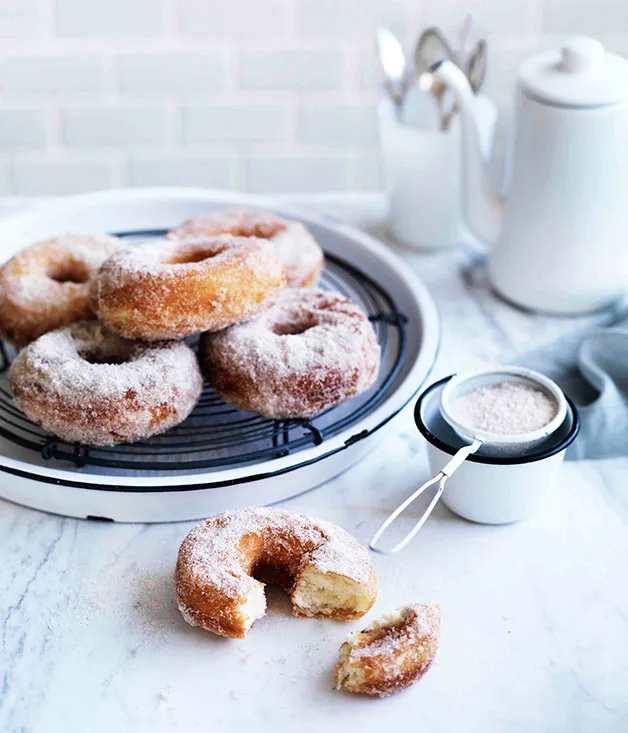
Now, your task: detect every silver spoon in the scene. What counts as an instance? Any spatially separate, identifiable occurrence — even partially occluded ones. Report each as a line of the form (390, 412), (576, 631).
(413, 26), (456, 131)
(456, 14), (474, 69)
(376, 27), (410, 119)
(467, 38), (488, 93)
(441, 38), (488, 130)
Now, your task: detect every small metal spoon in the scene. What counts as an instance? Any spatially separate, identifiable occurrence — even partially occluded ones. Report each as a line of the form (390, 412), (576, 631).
(441, 38), (488, 130)
(413, 26), (456, 131)
(467, 38), (488, 93)
(376, 27), (410, 119)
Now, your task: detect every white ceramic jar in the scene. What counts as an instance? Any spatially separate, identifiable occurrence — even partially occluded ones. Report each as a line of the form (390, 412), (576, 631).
(378, 95), (496, 251)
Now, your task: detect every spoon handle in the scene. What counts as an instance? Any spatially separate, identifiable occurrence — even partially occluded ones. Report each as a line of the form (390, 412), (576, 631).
(369, 439), (482, 554)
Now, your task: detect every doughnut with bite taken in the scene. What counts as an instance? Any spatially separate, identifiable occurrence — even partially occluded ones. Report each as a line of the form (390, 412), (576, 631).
(175, 507), (378, 639)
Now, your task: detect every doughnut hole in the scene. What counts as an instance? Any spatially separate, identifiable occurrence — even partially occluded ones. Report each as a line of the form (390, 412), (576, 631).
(292, 567), (374, 618)
(164, 240), (227, 265)
(227, 221), (285, 240)
(271, 314), (318, 336)
(47, 259), (91, 284)
(178, 216), (285, 241)
(81, 351), (128, 365)
(251, 560), (294, 590)
(78, 339), (136, 366)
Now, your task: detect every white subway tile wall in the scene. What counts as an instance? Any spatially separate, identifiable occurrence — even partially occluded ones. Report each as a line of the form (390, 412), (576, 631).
(0, 0), (622, 194)
(55, 0), (167, 38)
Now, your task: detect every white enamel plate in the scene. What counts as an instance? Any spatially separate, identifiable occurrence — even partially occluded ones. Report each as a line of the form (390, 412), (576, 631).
(0, 188), (439, 522)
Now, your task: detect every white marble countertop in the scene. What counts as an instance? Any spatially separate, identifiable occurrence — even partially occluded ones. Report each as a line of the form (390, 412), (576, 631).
(1, 194), (627, 733)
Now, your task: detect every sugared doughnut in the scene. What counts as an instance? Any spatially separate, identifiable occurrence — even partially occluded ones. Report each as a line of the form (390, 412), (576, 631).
(0, 233), (122, 347)
(91, 235), (285, 341)
(334, 603), (441, 697)
(9, 321), (203, 446)
(175, 507), (377, 639)
(168, 208), (324, 288)
(199, 288), (380, 418)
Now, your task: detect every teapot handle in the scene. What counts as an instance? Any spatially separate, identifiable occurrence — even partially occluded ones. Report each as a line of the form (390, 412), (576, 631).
(461, 94), (498, 252)
(432, 60), (503, 249)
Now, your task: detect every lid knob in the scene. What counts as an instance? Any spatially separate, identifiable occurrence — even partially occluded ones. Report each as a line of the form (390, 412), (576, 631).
(561, 37), (605, 73)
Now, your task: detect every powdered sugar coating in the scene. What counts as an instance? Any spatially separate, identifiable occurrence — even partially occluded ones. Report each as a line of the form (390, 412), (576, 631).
(0, 233), (123, 347)
(91, 234), (285, 340)
(451, 380), (558, 435)
(175, 506), (377, 637)
(335, 602), (441, 697)
(168, 207), (324, 288)
(9, 320), (203, 446)
(200, 288), (380, 418)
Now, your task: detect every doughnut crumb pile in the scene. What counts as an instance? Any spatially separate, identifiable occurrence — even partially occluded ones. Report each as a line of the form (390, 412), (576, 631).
(2, 207), (381, 446)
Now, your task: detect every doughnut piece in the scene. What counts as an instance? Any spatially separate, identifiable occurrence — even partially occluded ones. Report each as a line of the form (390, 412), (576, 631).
(175, 507), (377, 639)
(9, 321), (203, 446)
(168, 208), (324, 288)
(200, 288), (380, 418)
(334, 603), (441, 697)
(0, 233), (123, 347)
(91, 235), (285, 341)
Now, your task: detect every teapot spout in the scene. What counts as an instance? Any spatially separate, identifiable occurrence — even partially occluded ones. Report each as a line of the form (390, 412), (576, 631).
(431, 60), (503, 246)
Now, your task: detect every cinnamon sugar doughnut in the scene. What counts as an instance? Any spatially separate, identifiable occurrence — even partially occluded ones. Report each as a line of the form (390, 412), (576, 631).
(9, 321), (203, 446)
(175, 507), (377, 639)
(334, 603), (441, 697)
(199, 288), (380, 418)
(168, 208), (324, 288)
(0, 233), (123, 347)
(91, 235), (285, 341)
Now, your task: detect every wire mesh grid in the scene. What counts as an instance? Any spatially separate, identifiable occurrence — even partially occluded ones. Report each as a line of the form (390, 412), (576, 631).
(0, 229), (408, 475)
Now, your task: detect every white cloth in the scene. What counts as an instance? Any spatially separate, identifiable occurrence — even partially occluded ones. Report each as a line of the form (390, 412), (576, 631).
(519, 318), (628, 460)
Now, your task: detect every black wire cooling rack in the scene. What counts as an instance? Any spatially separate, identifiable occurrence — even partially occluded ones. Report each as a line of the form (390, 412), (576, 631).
(0, 229), (409, 473)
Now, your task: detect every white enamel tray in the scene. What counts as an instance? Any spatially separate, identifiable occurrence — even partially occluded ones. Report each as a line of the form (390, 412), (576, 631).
(0, 188), (439, 522)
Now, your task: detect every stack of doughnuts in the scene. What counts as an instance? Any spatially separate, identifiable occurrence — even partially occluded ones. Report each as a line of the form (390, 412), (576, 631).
(3, 207), (380, 446)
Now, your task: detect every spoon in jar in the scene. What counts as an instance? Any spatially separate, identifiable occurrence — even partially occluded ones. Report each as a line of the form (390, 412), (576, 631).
(376, 27), (411, 120)
(413, 26), (457, 131)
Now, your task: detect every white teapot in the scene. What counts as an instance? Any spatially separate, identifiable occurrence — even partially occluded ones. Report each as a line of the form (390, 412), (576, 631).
(434, 37), (628, 314)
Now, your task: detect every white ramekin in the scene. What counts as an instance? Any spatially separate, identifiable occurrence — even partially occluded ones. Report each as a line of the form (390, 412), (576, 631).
(414, 376), (580, 524)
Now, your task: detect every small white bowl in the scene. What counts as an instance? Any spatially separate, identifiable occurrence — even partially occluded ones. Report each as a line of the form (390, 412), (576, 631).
(414, 376), (580, 524)
(439, 366), (568, 457)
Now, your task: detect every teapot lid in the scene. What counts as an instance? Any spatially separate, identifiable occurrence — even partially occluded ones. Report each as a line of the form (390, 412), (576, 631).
(519, 37), (628, 107)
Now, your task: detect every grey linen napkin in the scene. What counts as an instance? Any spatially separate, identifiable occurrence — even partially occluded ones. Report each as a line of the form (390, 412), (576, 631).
(517, 317), (628, 460)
